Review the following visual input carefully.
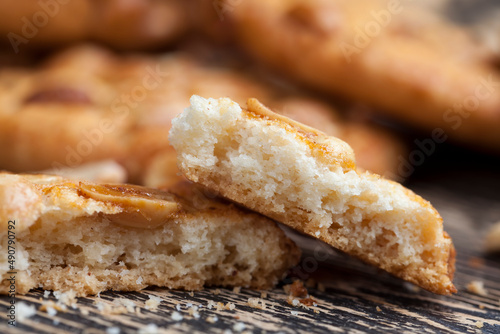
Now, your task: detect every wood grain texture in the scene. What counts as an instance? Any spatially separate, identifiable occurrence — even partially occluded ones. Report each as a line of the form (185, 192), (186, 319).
(1, 143), (500, 334)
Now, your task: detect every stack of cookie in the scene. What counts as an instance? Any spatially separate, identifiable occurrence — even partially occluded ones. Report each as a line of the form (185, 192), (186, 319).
(3, 0), (497, 297)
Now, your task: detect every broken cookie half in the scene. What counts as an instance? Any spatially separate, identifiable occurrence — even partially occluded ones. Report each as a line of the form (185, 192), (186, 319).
(0, 173), (300, 296)
(169, 96), (456, 295)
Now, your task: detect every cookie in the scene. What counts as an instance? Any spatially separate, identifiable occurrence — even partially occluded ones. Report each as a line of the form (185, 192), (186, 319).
(169, 96), (456, 295)
(0, 45), (270, 184)
(0, 0), (190, 51)
(0, 45), (405, 187)
(0, 172), (300, 296)
(228, 0), (500, 151)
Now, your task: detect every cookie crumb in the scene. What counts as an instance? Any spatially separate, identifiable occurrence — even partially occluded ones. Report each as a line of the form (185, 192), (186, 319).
(206, 300), (217, 310)
(171, 311), (183, 321)
(18, 302), (36, 322)
(233, 322), (246, 332)
(145, 295), (162, 311)
(284, 280), (308, 298)
(247, 298), (266, 310)
(475, 321), (484, 329)
(206, 315), (218, 323)
(233, 286), (241, 294)
(467, 281), (488, 296)
(106, 327), (120, 334)
(138, 323), (158, 334)
(376, 306), (382, 312)
(188, 305), (200, 319)
(40, 300), (65, 314)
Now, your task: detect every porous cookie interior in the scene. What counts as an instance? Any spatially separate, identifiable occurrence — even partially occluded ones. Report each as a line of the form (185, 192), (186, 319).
(0, 174), (299, 296)
(169, 96), (456, 295)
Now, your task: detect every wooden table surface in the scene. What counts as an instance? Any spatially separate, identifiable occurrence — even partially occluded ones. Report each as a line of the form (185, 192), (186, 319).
(1, 143), (499, 334)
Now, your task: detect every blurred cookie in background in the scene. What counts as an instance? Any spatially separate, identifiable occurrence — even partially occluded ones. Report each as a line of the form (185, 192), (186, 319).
(225, 0), (500, 152)
(0, 45), (407, 187)
(0, 0), (190, 51)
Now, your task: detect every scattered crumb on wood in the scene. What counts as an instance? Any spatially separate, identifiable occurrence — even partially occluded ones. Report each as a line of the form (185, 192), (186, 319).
(206, 315), (218, 323)
(247, 298), (266, 310)
(284, 280), (319, 311)
(171, 311), (183, 321)
(284, 280), (308, 298)
(233, 286), (241, 294)
(105, 327), (120, 334)
(475, 321), (484, 329)
(138, 323), (159, 334)
(467, 281), (488, 296)
(376, 306), (382, 312)
(145, 295), (162, 311)
(17, 302), (37, 322)
(188, 305), (200, 319)
(233, 322), (246, 332)
(299, 297), (317, 307)
(39, 301), (64, 314)
(93, 298), (140, 315)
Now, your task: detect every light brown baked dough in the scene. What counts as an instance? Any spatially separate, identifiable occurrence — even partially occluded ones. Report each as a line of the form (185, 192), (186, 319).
(169, 96), (456, 295)
(229, 0), (500, 151)
(0, 45), (406, 186)
(0, 0), (190, 50)
(0, 172), (300, 296)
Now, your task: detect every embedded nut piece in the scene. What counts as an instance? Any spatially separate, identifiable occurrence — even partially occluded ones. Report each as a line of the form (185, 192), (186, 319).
(78, 182), (179, 229)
